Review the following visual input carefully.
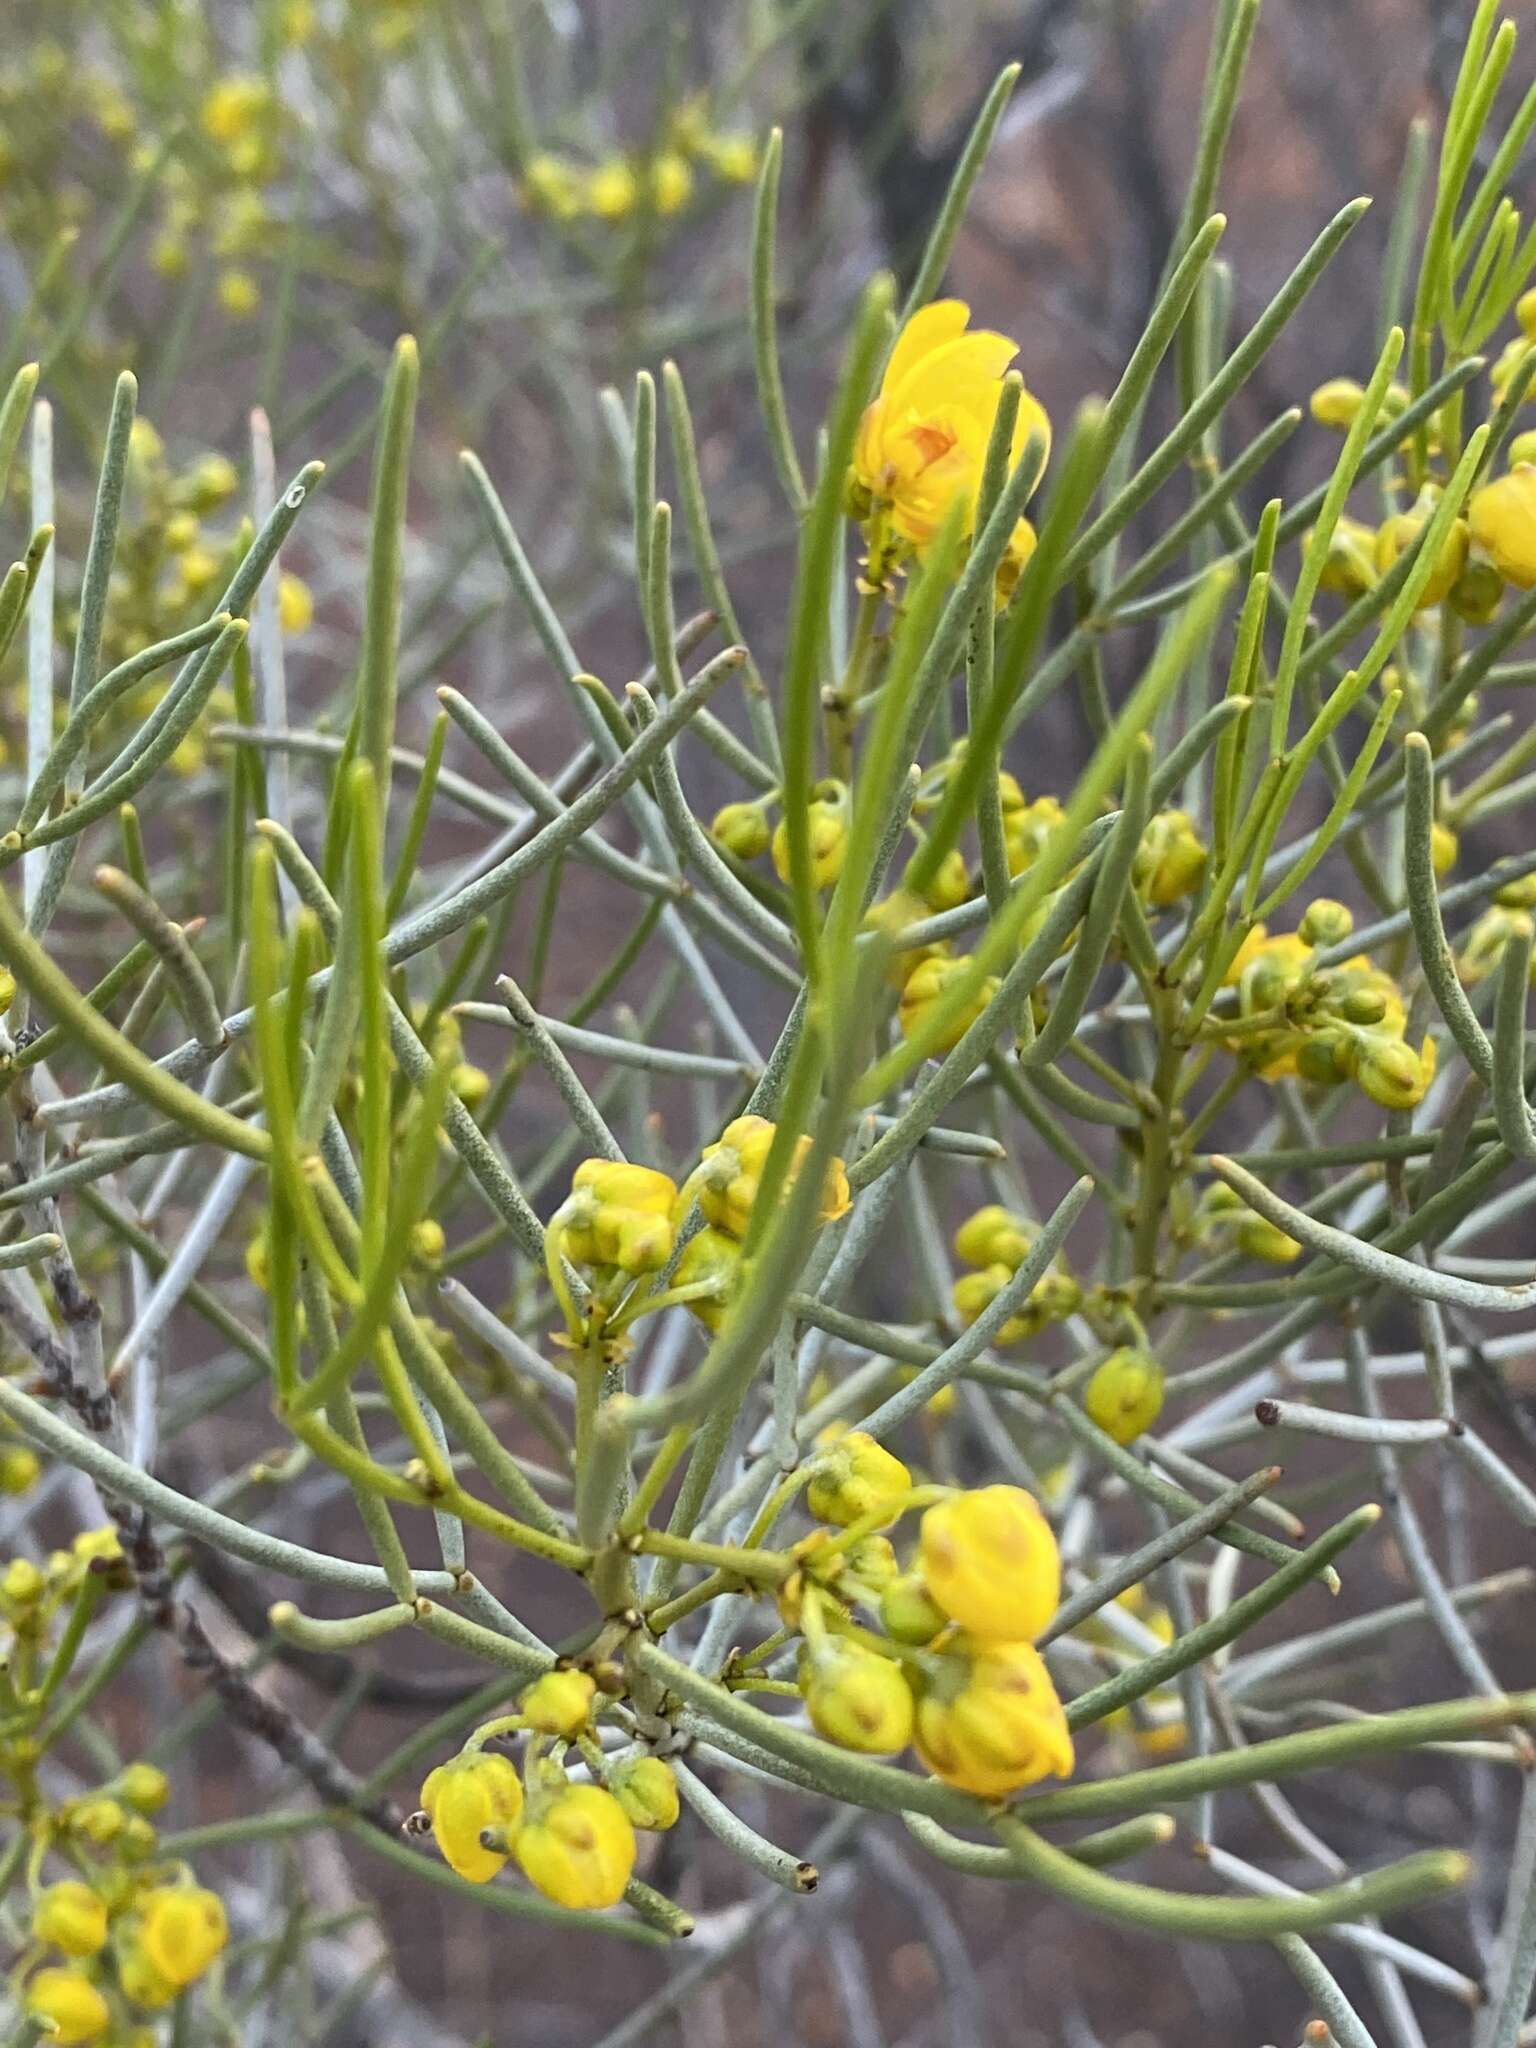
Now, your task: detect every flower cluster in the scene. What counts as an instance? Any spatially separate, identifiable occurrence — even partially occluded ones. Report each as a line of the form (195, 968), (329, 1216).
(1219, 900), (1436, 1111)
(521, 100), (757, 226)
(790, 1468), (1075, 1798)
(416, 1668), (679, 1909)
(3, 1530), (228, 2041)
(1458, 873), (1536, 985)
(949, 1204), (1081, 1344)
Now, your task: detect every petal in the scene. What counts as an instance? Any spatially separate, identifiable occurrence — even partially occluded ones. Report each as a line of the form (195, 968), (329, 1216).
(881, 300), (971, 400)
(889, 331), (1018, 424)
(1008, 387), (1053, 474)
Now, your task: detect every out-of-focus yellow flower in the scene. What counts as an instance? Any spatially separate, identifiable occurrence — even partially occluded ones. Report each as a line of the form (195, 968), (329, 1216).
(0, 965), (14, 1013)
(649, 152), (694, 215)
(919, 1486), (1059, 1640)
(1374, 502), (1468, 610)
(806, 1431), (911, 1527)
(0, 1443), (39, 1493)
(897, 953), (999, 1053)
(954, 1205), (1032, 1270)
(771, 784), (848, 889)
(880, 1570), (948, 1645)
(561, 1160), (678, 1276)
(278, 573), (314, 635)
(694, 1114), (851, 1241)
(1313, 514), (1377, 597)
(852, 301), (1049, 551)
(515, 1783), (635, 1909)
(1083, 1346), (1165, 1445)
(25, 1969), (110, 2044)
(420, 1752), (525, 1883)
(218, 269), (260, 318)
(914, 1637), (1073, 1796)
(523, 154), (583, 220)
(202, 76), (271, 146)
(520, 1667), (596, 1737)
(1308, 377), (1364, 429)
(1356, 1032), (1435, 1111)
(137, 1886), (228, 1989)
(1470, 466), (1536, 588)
(711, 800), (771, 861)
(1431, 821), (1459, 876)
(1237, 1213), (1301, 1264)
(609, 1756), (680, 1831)
(707, 134), (758, 182)
(1519, 287), (1536, 342)
(800, 1636), (915, 1754)
(32, 1883), (108, 1958)
(586, 158), (639, 220)
(1003, 793), (1065, 877)
(118, 1762), (170, 1813)
(1134, 809), (1207, 907)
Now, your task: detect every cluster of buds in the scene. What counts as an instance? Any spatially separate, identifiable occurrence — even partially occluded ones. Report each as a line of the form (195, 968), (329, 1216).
(5, 1528), (229, 2042)
(1457, 872), (1536, 986)
(949, 1204), (1081, 1344)
(521, 99), (757, 227)
(1194, 1182), (1302, 1265)
(1220, 900), (1436, 1111)
(789, 1461), (1075, 1798)
(416, 1667), (679, 1910)
(672, 1115), (853, 1332)
(710, 779), (851, 893)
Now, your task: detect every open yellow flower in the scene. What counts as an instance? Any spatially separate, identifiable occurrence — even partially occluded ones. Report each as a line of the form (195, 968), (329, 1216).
(852, 301), (1049, 551)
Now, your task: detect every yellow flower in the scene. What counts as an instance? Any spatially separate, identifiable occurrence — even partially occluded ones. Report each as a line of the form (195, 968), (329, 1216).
(0, 1443), (39, 1493)
(520, 1668), (596, 1737)
(420, 1752), (525, 1884)
(1003, 793), (1065, 877)
(609, 1756), (680, 1831)
(201, 76), (271, 145)
(649, 152), (694, 215)
(1374, 503), (1468, 610)
(800, 1636), (915, 1754)
(586, 158), (639, 220)
(918, 1486), (1059, 1640)
(26, 1969), (110, 2044)
(218, 269), (260, 319)
(137, 1886), (228, 1989)
(1083, 1347), (1165, 1445)
(1470, 466), (1536, 588)
(771, 787), (847, 889)
(1308, 376), (1364, 428)
(0, 964), (14, 1012)
(897, 953), (1000, 1053)
(852, 301), (1050, 551)
(1313, 514), (1377, 597)
(806, 1431), (911, 1527)
(694, 1115), (851, 1241)
(1134, 810), (1207, 907)
(32, 1883), (108, 1958)
(278, 574), (314, 635)
(913, 1638), (1074, 1797)
(515, 1784), (635, 1909)
(561, 1160), (678, 1276)
(707, 134), (758, 183)
(410, 1218), (446, 1266)
(523, 154), (583, 220)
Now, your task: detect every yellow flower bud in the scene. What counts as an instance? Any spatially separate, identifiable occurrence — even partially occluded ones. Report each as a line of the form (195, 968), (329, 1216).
(879, 1571), (948, 1645)
(68, 1798), (125, 1845)
(116, 1940), (176, 2010)
(3, 1556), (46, 1606)
(420, 1752), (525, 1884)
(452, 1060), (490, 1108)
(953, 1204), (1032, 1271)
(708, 134), (759, 183)
(951, 1264), (1031, 1345)
(710, 801), (771, 861)
(186, 454), (239, 512)
(0, 1444), (39, 1493)
(897, 953), (1000, 1053)
(806, 1431), (911, 1527)
(919, 1486), (1059, 1640)
(1134, 809), (1207, 907)
(913, 1637), (1074, 1796)
(1519, 288), (1536, 342)
(26, 1969), (110, 2044)
(515, 1783), (635, 1909)
(609, 1755), (680, 1831)
(201, 76), (270, 144)
(771, 792), (847, 890)
(910, 845), (970, 912)
(672, 1225), (742, 1331)
(1236, 1214), (1301, 1264)
(800, 1637), (915, 1754)
(1309, 377), (1364, 429)
(117, 1762), (170, 1813)
(649, 152), (694, 215)
(585, 158), (640, 221)
(1313, 515), (1377, 597)
(1003, 794), (1065, 876)
(1374, 506), (1468, 610)
(1430, 821), (1459, 876)
(0, 964), (14, 1013)
(1448, 556), (1502, 625)
(1297, 897), (1352, 948)
(995, 516), (1038, 605)
(1355, 1033), (1433, 1112)
(1470, 467), (1536, 588)
(1083, 1347), (1165, 1445)
(137, 1886), (227, 1989)
(32, 1883), (108, 1958)
(1460, 905), (1534, 985)
(217, 269), (260, 319)
(520, 1668), (596, 1737)
(562, 1160), (678, 1275)
(410, 1218), (446, 1266)
(278, 573), (314, 635)
(523, 154), (583, 220)
(695, 1114), (850, 1240)
(1509, 429), (1536, 468)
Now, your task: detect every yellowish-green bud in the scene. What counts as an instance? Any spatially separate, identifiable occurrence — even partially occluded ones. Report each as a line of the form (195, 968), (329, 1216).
(806, 1430), (911, 1528)
(1298, 898), (1352, 948)
(953, 1204), (1032, 1271)
(711, 801), (770, 861)
(1236, 1214), (1302, 1264)
(771, 789), (847, 890)
(609, 1755), (680, 1831)
(0, 1444), (39, 1494)
(561, 1160), (678, 1275)
(1374, 505), (1469, 610)
(879, 1571), (948, 1645)
(1134, 809), (1206, 907)
(32, 1883), (109, 1958)
(1431, 821), (1460, 876)
(673, 1224), (743, 1331)
(1448, 556), (1503, 625)
(694, 1114), (850, 1240)
(800, 1637), (915, 1754)
(520, 1667), (596, 1737)
(1083, 1347), (1165, 1446)
(1309, 377), (1364, 429)
(897, 953), (1000, 1053)
(1356, 1034), (1433, 1112)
